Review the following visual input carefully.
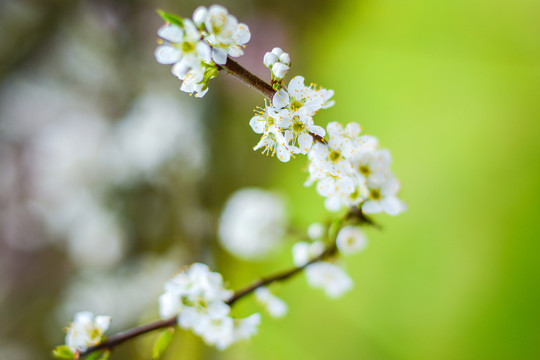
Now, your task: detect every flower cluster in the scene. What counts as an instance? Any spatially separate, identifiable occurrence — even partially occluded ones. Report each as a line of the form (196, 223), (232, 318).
(155, 5), (250, 97)
(250, 76), (334, 162)
(264, 47), (291, 81)
(65, 311), (111, 353)
(306, 122), (406, 215)
(159, 263), (260, 350)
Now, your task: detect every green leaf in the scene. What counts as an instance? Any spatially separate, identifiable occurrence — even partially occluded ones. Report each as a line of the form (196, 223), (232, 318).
(86, 349), (111, 360)
(152, 327), (175, 359)
(52, 345), (75, 359)
(156, 9), (183, 27)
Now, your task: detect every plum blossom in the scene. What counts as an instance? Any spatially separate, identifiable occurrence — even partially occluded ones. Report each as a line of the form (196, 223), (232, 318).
(155, 5), (251, 96)
(193, 5), (251, 64)
(305, 262), (353, 298)
(249, 76), (333, 160)
(255, 287), (288, 318)
(65, 311), (111, 353)
(155, 21), (217, 98)
(305, 122), (405, 215)
(158, 263), (260, 349)
(292, 241), (325, 266)
(336, 226), (367, 254)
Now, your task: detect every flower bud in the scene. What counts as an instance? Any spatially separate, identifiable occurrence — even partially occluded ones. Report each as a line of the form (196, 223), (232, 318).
(263, 52), (279, 68)
(279, 52), (290, 66)
(272, 62), (289, 79)
(271, 47), (283, 57)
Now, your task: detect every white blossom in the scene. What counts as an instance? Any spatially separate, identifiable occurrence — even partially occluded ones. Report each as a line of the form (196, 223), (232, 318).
(336, 226), (367, 254)
(307, 223), (325, 240)
(159, 263), (260, 349)
(292, 241), (324, 266)
(304, 122), (405, 215)
(65, 311), (111, 352)
(255, 287), (288, 318)
(155, 22), (211, 68)
(155, 20), (217, 97)
(249, 76), (333, 160)
(305, 262), (353, 298)
(362, 175), (407, 216)
(195, 5), (251, 64)
(234, 313), (261, 340)
(253, 126), (295, 162)
(218, 188), (286, 260)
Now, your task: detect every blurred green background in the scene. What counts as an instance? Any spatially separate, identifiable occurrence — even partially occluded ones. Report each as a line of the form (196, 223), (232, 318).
(0, 0), (539, 359)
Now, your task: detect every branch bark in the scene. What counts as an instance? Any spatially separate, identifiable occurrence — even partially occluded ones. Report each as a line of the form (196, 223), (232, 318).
(220, 58), (276, 100)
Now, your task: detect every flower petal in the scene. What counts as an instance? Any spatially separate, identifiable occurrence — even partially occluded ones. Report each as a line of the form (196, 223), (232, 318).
(158, 24), (183, 43)
(155, 45), (182, 64)
(288, 76), (305, 94)
(249, 115), (266, 134)
(272, 89), (290, 109)
(212, 47), (228, 65)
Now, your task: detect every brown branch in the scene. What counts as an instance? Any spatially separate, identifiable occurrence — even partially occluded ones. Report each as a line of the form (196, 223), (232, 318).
(227, 242), (338, 306)
(80, 317), (177, 356)
(79, 242), (338, 357)
(220, 58), (276, 100)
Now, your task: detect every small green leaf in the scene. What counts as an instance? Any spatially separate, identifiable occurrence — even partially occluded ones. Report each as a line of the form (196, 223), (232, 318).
(52, 345), (75, 359)
(86, 349), (111, 360)
(153, 327), (175, 359)
(156, 9), (183, 27)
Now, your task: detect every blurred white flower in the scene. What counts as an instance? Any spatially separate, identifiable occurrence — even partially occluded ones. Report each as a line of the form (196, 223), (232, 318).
(218, 188), (286, 260)
(234, 313), (261, 340)
(292, 241), (324, 266)
(255, 287), (288, 318)
(305, 262), (353, 298)
(336, 226), (367, 255)
(65, 311), (111, 352)
(307, 223), (325, 240)
(113, 93), (206, 179)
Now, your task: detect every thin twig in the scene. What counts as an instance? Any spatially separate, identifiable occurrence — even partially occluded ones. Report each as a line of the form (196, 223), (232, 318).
(80, 318), (177, 356)
(220, 58), (276, 100)
(80, 242), (338, 357)
(221, 57), (326, 144)
(227, 242), (338, 305)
